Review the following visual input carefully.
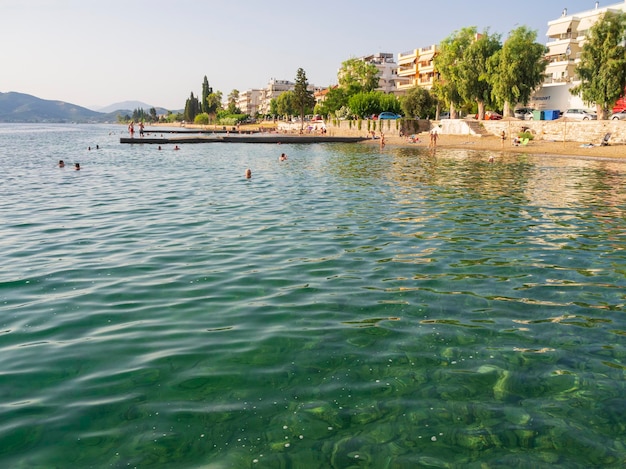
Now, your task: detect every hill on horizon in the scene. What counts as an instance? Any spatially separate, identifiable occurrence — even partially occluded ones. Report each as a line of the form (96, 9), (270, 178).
(0, 92), (174, 123)
(93, 100), (164, 113)
(0, 91), (105, 123)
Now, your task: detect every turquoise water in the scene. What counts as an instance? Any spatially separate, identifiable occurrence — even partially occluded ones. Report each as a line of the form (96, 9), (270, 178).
(1, 124), (625, 468)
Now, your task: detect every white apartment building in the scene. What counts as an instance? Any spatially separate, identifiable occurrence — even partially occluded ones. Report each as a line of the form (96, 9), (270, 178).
(531, 1), (626, 111)
(237, 89), (262, 116)
(362, 53), (407, 94)
(258, 79), (294, 115)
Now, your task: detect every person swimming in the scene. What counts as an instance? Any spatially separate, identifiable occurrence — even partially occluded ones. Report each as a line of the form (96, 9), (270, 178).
(58, 160), (65, 168)
(279, 153), (287, 161)
(75, 163), (80, 170)
(245, 168), (252, 179)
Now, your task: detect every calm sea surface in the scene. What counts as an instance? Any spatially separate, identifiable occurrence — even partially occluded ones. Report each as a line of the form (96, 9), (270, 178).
(0, 123), (625, 468)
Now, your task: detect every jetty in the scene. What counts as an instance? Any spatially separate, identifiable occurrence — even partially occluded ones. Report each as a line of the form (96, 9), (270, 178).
(120, 132), (367, 145)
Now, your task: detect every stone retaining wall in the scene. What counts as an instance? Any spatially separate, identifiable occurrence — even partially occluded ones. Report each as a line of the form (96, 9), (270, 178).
(324, 118), (626, 144)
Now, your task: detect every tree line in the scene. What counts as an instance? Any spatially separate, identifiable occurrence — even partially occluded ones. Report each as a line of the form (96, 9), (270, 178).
(172, 11), (626, 124)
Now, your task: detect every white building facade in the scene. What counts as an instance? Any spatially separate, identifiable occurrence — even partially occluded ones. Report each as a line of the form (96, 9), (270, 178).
(531, 1), (626, 112)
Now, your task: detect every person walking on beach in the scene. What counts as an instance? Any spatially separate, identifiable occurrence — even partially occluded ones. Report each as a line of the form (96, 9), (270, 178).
(430, 127), (439, 147)
(500, 130), (506, 148)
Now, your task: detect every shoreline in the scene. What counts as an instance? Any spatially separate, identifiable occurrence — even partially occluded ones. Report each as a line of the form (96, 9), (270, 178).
(375, 133), (626, 159)
(150, 122), (626, 159)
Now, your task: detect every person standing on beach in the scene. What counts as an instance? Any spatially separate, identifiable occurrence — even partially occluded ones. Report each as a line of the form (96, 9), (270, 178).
(500, 130), (506, 148)
(430, 127), (439, 147)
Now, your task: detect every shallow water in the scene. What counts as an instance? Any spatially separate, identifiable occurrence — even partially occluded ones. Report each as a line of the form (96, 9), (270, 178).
(0, 124), (625, 468)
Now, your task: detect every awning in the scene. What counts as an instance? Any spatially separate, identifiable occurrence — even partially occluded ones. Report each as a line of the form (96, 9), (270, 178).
(546, 42), (571, 56)
(578, 14), (601, 32)
(547, 63), (569, 75)
(418, 52), (435, 62)
(546, 20), (572, 37)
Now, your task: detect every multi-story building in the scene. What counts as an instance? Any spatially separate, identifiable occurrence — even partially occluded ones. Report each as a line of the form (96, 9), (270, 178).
(397, 45), (438, 95)
(237, 89), (262, 116)
(258, 79), (294, 115)
(363, 52), (407, 94)
(531, 1), (626, 111)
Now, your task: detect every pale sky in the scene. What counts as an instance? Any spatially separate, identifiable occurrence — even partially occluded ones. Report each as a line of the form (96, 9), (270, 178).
(0, 0), (603, 110)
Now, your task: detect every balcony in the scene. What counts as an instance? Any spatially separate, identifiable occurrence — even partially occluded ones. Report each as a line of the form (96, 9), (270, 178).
(397, 64), (417, 77)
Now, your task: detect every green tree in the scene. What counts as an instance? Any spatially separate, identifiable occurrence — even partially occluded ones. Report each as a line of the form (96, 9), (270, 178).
(489, 26), (547, 117)
(205, 91), (222, 117)
(401, 87), (435, 119)
(184, 92), (200, 122)
(347, 91), (391, 118)
(228, 89), (241, 114)
(433, 27), (478, 118)
(275, 91), (295, 117)
(194, 113), (210, 125)
(269, 98), (279, 117)
(338, 58), (380, 93)
(149, 107), (158, 122)
(458, 30), (501, 120)
(314, 86), (349, 118)
(293, 68), (316, 128)
(571, 11), (626, 119)
(201, 76), (212, 114)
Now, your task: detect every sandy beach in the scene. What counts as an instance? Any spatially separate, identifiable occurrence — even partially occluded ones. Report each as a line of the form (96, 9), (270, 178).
(375, 133), (626, 159)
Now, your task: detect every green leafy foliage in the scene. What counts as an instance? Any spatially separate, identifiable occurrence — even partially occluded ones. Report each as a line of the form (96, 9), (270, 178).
(401, 87), (435, 119)
(489, 26), (547, 116)
(571, 11), (626, 119)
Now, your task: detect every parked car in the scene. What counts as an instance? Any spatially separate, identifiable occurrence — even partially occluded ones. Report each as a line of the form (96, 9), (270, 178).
(610, 111), (626, 120)
(378, 112), (402, 119)
(562, 109), (597, 120)
(514, 108), (536, 120)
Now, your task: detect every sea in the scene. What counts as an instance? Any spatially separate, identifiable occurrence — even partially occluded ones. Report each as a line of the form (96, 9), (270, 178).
(0, 123), (625, 468)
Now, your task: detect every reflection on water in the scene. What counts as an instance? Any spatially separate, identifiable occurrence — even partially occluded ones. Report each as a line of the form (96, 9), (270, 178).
(0, 125), (625, 468)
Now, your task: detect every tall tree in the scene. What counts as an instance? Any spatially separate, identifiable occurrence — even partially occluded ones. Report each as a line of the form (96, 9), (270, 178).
(201, 76), (212, 114)
(183, 92), (200, 122)
(228, 89), (240, 114)
(337, 58), (379, 93)
(457, 30), (501, 120)
(433, 27), (477, 118)
(571, 11), (626, 119)
(293, 68), (315, 129)
(489, 26), (547, 117)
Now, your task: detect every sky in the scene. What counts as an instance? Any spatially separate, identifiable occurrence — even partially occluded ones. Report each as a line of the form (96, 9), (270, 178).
(0, 0), (607, 111)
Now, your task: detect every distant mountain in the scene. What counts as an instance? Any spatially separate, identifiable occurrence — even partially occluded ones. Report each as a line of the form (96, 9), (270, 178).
(94, 100), (166, 114)
(0, 91), (105, 123)
(0, 92), (173, 123)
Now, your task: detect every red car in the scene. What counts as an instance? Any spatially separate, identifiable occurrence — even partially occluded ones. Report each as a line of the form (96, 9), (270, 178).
(485, 111), (503, 120)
